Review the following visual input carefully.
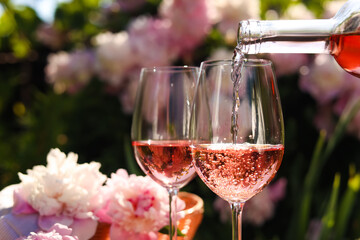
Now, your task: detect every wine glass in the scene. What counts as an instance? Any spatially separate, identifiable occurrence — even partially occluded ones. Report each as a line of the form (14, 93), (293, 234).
(131, 66), (199, 239)
(190, 59), (284, 240)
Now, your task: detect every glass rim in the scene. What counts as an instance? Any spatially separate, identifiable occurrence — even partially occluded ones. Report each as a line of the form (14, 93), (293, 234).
(141, 65), (199, 73)
(201, 58), (272, 67)
(178, 192), (204, 215)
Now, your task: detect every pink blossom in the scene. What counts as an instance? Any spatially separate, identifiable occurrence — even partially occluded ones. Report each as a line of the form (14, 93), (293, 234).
(299, 54), (360, 139)
(36, 23), (65, 50)
(116, 0), (146, 12)
(159, 0), (212, 55)
(17, 223), (78, 240)
(128, 17), (177, 67)
(313, 104), (336, 138)
(97, 169), (185, 239)
(299, 54), (347, 105)
(45, 50), (95, 94)
(269, 53), (309, 77)
(118, 69), (141, 114)
(110, 225), (159, 240)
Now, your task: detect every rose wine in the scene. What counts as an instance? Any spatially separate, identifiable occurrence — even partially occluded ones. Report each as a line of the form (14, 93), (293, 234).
(237, 18), (360, 78)
(132, 140), (196, 189)
(330, 33), (360, 78)
(192, 143), (284, 202)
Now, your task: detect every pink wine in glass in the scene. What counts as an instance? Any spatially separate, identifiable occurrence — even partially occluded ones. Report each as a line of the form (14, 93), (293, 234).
(192, 143), (284, 202)
(133, 140), (196, 188)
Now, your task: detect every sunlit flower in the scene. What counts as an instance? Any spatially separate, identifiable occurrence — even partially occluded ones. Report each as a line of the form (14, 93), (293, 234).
(159, 0), (212, 54)
(17, 224), (78, 240)
(97, 169), (185, 239)
(16, 148), (107, 218)
(208, 0), (259, 43)
(45, 50), (95, 94)
(94, 31), (137, 87)
(323, 1), (346, 18)
(282, 3), (315, 20)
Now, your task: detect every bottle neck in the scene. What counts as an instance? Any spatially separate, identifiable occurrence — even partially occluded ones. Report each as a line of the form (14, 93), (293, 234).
(238, 19), (337, 54)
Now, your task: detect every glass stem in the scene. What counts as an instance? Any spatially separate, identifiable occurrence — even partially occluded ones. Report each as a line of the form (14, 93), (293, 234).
(168, 188), (179, 240)
(230, 202), (245, 240)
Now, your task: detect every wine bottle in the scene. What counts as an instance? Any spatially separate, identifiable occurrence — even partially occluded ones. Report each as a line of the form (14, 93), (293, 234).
(237, 0), (360, 77)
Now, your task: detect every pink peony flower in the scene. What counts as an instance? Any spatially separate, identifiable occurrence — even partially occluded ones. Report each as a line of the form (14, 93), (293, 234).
(313, 104), (336, 138)
(269, 53), (309, 77)
(299, 54), (360, 139)
(116, 0), (146, 12)
(16, 148), (107, 219)
(128, 16), (177, 67)
(159, 0), (212, 55)
(17, 223), (78, 240)
(45, 50), (95, 94)
(97, 169), (185, 239)
(36, 23), (65, 50)
(299, 54), (347, 105)
(118, 69), (141, 114)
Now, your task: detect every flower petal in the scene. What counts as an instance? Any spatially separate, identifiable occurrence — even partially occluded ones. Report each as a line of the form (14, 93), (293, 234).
(12, 189), (36, 215)
(110, 225), (158, 240)
(38, 215), (73, 231)
(70, 218), (98, 240)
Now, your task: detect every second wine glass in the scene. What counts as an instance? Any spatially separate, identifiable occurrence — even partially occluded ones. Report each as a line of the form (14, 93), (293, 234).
(190, 59), (284, 240)
(131, 66), (199, 239)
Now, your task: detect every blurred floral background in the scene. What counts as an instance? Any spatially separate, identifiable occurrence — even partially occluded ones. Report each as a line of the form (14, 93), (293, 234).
(1, 0), (360, 239)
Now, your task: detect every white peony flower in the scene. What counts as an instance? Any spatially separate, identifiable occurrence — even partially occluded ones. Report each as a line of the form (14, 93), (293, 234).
(282, 3), (315, 20)
(209, 0), (260, 43)
(93, 31), (138, 87)
(45, 50), (95, 94)
(18, 148), (107, 218)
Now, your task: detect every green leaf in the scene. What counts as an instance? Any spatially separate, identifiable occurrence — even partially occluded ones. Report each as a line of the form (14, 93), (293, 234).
(0, 10), (15, 37)
(10, 34), (30, 58)
(159, 225), (186, 237)
(319, 173), (341, 240)
(292, 129), (326, 240)
(335, 169), (360, 240)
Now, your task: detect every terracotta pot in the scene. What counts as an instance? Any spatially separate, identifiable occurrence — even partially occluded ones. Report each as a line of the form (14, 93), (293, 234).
(157, 192), (204, 240)
(90, 222), (111, 240)
(90, 192), (204, 240)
